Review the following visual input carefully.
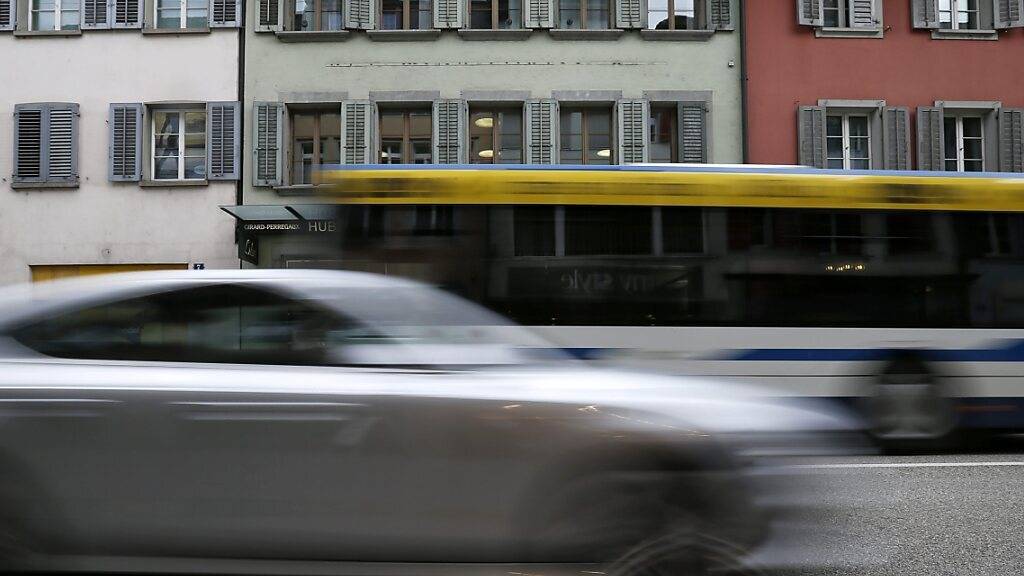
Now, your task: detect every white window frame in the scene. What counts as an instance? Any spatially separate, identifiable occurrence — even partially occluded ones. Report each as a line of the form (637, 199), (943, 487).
(944, 115), (984, 172)
(31, 0), (79, 30)
(822, 0), (848, 28)
(155, 0), (208, 28)
(939, 0), (979, 30)
(151, 108), (206, 181)
(825, 113), (871, 170)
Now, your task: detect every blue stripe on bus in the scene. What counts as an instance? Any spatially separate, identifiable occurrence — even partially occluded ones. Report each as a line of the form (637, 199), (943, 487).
(723, 340), (1024, 362)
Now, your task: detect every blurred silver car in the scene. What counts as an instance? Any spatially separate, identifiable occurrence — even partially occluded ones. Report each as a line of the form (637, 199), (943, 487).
(0, 270), (858, 575)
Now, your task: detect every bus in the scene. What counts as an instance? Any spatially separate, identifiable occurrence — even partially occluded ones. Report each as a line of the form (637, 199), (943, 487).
(316, 164), (1024, 449)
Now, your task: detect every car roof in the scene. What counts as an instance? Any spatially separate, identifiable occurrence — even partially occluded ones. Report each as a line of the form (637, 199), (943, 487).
(0, 269), (424, 328)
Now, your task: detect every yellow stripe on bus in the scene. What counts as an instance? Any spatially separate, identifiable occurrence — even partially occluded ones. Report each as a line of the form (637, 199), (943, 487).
(318, 169), (1024, 212)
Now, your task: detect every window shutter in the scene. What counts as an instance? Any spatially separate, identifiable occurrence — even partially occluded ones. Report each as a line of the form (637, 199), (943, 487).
(678, 101), (709, 164)
(525, 99), (558, 164)
(999, 108), (1024, 172)
(882, 107), (911, 171)
(257, 0), (281, 30)
(342, 100), (373, 164)
(849, 0), (877, 28)
(797, 0), (822, 26)
(797, 105), (825, 168)
(344, 0), (375, 29)
(616, 99), (648, 164)
(112, 0), (142, 28)
(0, 0), (14, 30)
(525, 0), (554, 28)
(614, 0), (642, 29)
(82, 0), (109, 28)
(14, 107), (43, 182)
(207, 102), (241, 181)
(433, 100), (467, 164)
(253, 102), (283, 186)
(211, 0), (240, 26)
(995, 0), (1024, 28)
(47, 105), (77, 182)
(14, 103), (79, 184)
(709, 0), (732, 30)
(912, 0), (939, 29)
(916, 106), (944, 171)
(433, 0), (463, 28)
(108, 103), (143, 182)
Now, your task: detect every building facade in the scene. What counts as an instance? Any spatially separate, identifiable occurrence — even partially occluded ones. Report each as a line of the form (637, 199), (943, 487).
(234, 0), (742, 286)
(0, 0), (243, 284)
(745, 0), (1024, 172)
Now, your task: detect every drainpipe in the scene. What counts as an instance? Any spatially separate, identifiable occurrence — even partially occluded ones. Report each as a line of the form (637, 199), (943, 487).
(739, 0), (749, 164)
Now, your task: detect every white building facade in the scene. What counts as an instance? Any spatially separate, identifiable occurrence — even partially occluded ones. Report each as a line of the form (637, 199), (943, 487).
(0, 0), (242, 284)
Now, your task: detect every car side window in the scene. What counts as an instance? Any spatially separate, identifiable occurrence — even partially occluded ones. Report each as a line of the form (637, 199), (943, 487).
(12, 284), (357, 366)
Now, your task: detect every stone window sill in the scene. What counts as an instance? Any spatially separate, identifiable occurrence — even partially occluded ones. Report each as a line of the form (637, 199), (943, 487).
(457, 28), (532, 40)
(274, 184), (322, 196)
(930, 29), (998, 41)
(142, 27), (211, 35)
(549, 29), (624, 41)
(275, 30), (351, 42)
(14, 29), (82, 37)
(638, 29), (713, 41)
(140, 179), (209, 187)
(11, 180), (79, 189)
(367, 29), (441, 41)
(815, 26), (883, 38)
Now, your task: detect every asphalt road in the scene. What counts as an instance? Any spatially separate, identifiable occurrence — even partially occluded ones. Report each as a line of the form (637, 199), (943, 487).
(759, 441), (1024, 576)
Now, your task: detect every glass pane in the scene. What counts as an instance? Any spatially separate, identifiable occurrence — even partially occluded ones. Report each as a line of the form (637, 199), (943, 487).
(964, 159), (983, 172)
(186, 0), (205, 7)
(410, 111), (432, 138)
(943, 117), (958, 160)
(412, 140), (432, 164)
(847, 116), (869, 137)
(559, 0), (580, 27)
(663, 207), (703, 253)
(470, 0), (490, 28)
(186, 8), (207, 27)
(410, 0), (430, 28)
(184, 156), (206, 179)
(826, 136), (843, 160)
(154, 157), (179, 180)
(586, 0), (608, 28)
(560, 110), (583, 135)
(962, 117), (982, 138)
(184, 111), (205, 134)
(588, 110), (612, 133)
(649, 107), (674, 162)
(184, 133), (205, 149)
(561, 135), (583, 152)
(498, 110), (522, 134)
(156, 0), (177, 8)
(470, 111), (495, 164)
(157, 8), (180, 27)
(32, 10), (56, 30)
(963, 138), (983, 161)
(589, 133), (611, 152)
(849, 137), (870, 160)
(565, 206), (651, 255)
(154, 134), (179, 155)
(944, 159), (958, 171)
(649, 9), (669, 28)
(379, 112), (403, 139)
(850, 159), (870, 170)
(322, 0), (343, 26)
(35, 0), (56, 9)
(292, 113), (316, 140)
(500, 132), (522, 151)
(380, 0), (402, 29)
(60, 9), (79, 28)
(825, 115), (842, 137)
(827, 159), (844, 169)
(185, 146), (205, 158)
(498, 0), (520, 28)
(293, 140), (314, 184)
(380, 141), (402, 163)
(321, 112), (341, 138)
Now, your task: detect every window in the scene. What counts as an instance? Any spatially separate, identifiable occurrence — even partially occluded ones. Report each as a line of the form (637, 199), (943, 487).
(825, 114), (870, 169)
(514, 206), (556, 256)
(380, 0), (429, 29)
(647, 0), (703, 29)
(469, 108), (523, 164)
(31, 0), (79, 30)
(559, 107), (613, 165)
(649, 105), (677, 163)
(291, 110), (341, 185)
(292, 0), (342, 29)
(414, 206), (455, 235)
(943, 116), (984, 172)
(797, 0), (881, 34)
(773, 211), (864, 255)
(13, 103), (78, 187)
(156, 0), (207, 27)
(566, 206), (651, 255)
(939, 0), (979, 29)
(558, 0), (609, 29)
(152, 108), (206, 181)
(469, 0), (521, 28)
(662, 207), (704, 253)
(379, 109), (431, 163)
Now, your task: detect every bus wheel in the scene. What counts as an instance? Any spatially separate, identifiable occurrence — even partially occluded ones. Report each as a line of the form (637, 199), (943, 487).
(864, 354), (957, 452)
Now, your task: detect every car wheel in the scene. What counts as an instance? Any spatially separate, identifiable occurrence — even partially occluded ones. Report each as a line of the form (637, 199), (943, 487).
(864, 354), (957, 452)
(608, 524), (764, 576)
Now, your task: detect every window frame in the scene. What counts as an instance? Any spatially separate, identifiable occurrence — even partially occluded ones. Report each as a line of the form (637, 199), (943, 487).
(938, 0), (980, 30)
(151, 107), (207, 182)
(468, 0), (521, 28)
(155, 0), (208, 28)
(825, 113), (871, 170)
(30, 0), (79, 30)
(648, 104), (678, 163)
(468, 106), (523, 164)
(289, 0), (343, 30)
(379, 0), (430, 29)
(289, 108), (341, 185)
(647, 0), (702, 30)
(943, 114), (985, 172)
(557, 0), (610, 29)
(559, 105), (615, 165)
(378, 108), (433, 164)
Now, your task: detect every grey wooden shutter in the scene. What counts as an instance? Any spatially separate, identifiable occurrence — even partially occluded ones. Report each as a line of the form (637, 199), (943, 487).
(849, 0), (877, 28)
(211, 0), (241, 26)
(344, 0), (375, 29)
(342, 100), (373, 164)
(112, 0), (142, 27)
(614, 0), (642, 29)
(253, 102), (283, 186)
(912, 0), (939, 29)
(433, 0), (464, 28)
(797, 105), (825, 168)
(433, 100), (467, 164)
(82, 0), (109, 28)
(882, 107), (911, 170)
(0, 0), (14, 30)
(797, 0), (822, 26)
(525, 0), (554, 28)
(616, 99), (648, 164)
(108, 103), (143, 182)
(14, 103), (79, 184)
(13, 106), (43, 182)
(207, 102), (241, 181)
(916, 106), (944, 171)
(995, 0), (1024, 28)
(47, 105), (77, 183)
(999, 108), (1024, 172)
(678, 101), (709, 164)
(525, 99), (558, 164)
(709, 0), (732, 29)
(257, 0), (281, 30)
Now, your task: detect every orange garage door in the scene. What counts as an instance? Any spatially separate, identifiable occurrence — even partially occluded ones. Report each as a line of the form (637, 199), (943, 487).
(30, 264), (188, 283)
